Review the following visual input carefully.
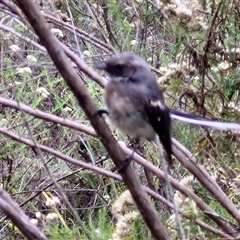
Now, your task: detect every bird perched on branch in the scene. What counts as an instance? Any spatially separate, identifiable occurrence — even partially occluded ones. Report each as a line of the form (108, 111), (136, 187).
(95, 52), (173, 165)
(95, 52), (240, 167)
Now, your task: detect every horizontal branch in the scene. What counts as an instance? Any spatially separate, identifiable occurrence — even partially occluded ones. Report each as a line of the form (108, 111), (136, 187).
(0, 96), (237, 236)
(0, 127), (233, 239)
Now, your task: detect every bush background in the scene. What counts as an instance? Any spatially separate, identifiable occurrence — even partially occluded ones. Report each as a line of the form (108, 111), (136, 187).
(0, 0), (240, 239)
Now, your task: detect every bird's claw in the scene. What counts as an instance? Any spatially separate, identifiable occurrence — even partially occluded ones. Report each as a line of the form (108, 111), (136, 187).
(93, 109), (109, 117)
(117, 150), (134, 173)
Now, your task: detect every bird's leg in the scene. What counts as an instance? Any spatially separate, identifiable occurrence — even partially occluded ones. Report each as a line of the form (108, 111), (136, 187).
(94, 109), (109, 117)
(94, 109), (134, 172)
(117, 138), (140, 172)
(117, 149), (134, 173)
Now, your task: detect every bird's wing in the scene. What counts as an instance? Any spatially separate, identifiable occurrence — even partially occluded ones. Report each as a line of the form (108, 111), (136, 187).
(144, 99), (172, 164)
(170, 109), (240, 131)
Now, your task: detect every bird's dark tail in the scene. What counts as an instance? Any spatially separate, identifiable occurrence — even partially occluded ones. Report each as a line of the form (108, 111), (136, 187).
(146, 100), (172, 165)
(170, 109), (240, 131)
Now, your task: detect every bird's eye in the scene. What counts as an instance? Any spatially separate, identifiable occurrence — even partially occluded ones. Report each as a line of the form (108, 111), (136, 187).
(115, 63), (124, 71)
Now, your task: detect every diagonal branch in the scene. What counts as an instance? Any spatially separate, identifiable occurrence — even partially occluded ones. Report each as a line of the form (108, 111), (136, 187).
(0, 188), (47, 240)
(14, 1), (170, 239)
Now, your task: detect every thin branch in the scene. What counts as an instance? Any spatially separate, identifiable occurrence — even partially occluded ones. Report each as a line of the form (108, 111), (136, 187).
(43, 13), (114, 54)
(0, 97), (96, 136)
(119, 142), (238, 236)
(172, 138), (240, 226)
(21, 109), (92, 240)
(0, 188), (47, 240)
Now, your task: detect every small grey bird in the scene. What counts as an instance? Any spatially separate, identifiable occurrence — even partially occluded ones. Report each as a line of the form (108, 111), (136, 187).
(95, 52), (240, 167)
(95, 52), (172, 165)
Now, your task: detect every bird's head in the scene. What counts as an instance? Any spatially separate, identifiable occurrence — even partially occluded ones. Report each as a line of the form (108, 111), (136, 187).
(95, 52), (151, 81)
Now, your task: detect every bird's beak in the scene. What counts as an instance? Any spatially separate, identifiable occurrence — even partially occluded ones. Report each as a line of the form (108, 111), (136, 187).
(94, 61), (107, 70)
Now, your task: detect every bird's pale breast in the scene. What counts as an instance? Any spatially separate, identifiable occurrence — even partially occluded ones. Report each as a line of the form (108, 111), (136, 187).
(104, 81), (156, 140)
